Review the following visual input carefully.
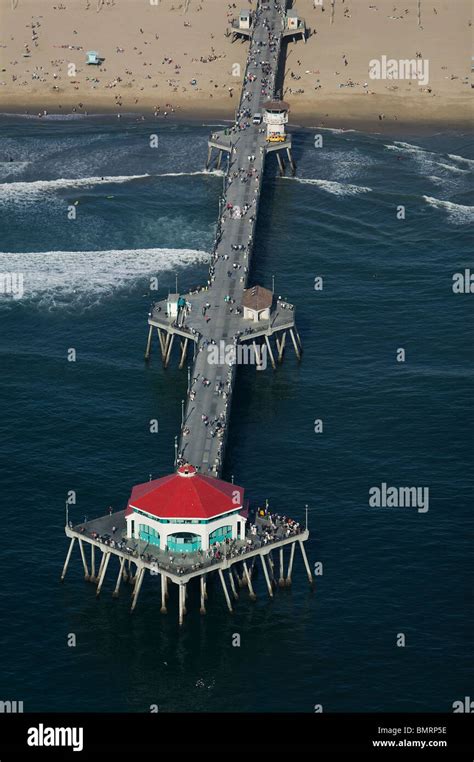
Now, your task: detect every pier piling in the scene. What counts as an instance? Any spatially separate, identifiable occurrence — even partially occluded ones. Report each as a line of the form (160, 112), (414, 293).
(200, 575), (206, 614)
(96, 551), (111, 596)
(228, 570), (239, 600)
(279, 548), (285, 587)
(260, 555), (273, 598)
(299, 540), (313, 586)
(90, 544), (96, 583)
(160, 574), (168, 614)
(112, 557), (126, 598)
(130, 567), (145, 612)
(60, 537), (75, 581)
(178, 584), (185, 625)
(144, 324), (153, 360)
(219, 569), (233, 612)
(78, 539), (90, 581)
(243, 561), (256, 600)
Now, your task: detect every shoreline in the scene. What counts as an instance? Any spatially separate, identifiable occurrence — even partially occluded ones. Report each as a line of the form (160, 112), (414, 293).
(0, 97), (471, 137)
(1, 0), (471, 138)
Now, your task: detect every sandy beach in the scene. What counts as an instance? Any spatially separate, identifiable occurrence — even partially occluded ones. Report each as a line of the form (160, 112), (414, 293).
(0, 0), (472, 131)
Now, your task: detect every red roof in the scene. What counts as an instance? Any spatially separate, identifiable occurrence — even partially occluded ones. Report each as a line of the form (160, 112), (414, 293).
(125, 466), (245, 520)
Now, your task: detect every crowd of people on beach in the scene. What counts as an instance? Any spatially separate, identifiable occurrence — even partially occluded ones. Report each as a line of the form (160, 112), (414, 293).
(1, 2), (246, 116)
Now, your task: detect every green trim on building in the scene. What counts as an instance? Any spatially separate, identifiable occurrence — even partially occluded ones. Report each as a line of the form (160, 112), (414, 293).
(132, 507), (241, 524)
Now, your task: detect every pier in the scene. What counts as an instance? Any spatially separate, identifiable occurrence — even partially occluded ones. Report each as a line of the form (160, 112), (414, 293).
(62, 0), (313, 623)
(146, 0), (304, 476)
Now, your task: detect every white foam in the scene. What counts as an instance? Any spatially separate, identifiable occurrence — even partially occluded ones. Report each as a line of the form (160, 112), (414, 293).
(0, 170), (223, 203)
(393, 140), (426, 153)
(0, 247), (208, 308)
(0, 160), (31, 178)
(282, 176), (372, 196)
(385, 142), (473, 180)
(447, 153), (474, 168)
(385, 142), (426, 155)
(0, 174), (150, 202)
(317, 148), (375, 181)
(436, 162), (469, 174)
(157, 170), (224, 178)
(422, 196), (474, 225)
(318, 127), (357, 134)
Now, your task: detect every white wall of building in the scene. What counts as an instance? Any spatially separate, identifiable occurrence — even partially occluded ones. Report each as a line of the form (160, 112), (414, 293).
(126, 510), (246, 551)
(239, 13), (250, 30)
(243, 305), (270, 322)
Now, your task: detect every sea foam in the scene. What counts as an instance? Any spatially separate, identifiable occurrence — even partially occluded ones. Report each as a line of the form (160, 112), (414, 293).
(0, 247), (208, 308)
(282, 176), (372, 196)
(0, 171), (223, 203)
(422, 196), (474, 225)
(447, 153), (474, 168)
(0, 174), (150, 202)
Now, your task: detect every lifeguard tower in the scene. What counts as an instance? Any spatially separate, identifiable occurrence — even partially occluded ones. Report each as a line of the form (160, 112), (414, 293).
(282, 9), (307, 42)
(261, 100), (295, 176)
(263, 99), (289, 143)
(86, 51), (101, 65)
(232, 9), (252, 40)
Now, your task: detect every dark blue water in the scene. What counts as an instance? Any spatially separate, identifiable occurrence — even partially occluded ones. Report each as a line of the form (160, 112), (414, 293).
(0, 117), (472, 712)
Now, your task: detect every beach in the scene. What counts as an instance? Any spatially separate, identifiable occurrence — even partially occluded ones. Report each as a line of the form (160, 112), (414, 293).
(0, 0), (472, 131)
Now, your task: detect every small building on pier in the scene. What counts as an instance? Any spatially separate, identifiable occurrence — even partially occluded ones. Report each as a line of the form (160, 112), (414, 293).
(238, 10), (251, 30)
(166, 293), (180, 319)
(263, 100), (289, 143)
(242, 285), (273, 322)
(283, 10), (307, 41)
(231, 9), (252, 40)
(125, 464), (247, 552)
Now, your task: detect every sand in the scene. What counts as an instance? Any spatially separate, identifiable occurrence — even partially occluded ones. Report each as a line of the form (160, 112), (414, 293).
(0, 0), (472, 132)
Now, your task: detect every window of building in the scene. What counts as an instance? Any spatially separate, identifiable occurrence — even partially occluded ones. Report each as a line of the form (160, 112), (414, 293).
(139, 524), (160, 547)
(167, 533), (202, 553)
(209, 525), (233, 545)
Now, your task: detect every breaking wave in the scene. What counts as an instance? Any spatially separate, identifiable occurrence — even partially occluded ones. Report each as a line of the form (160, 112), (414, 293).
(422, 196), (474, 225)
(0, 174), (150, 202)
(157, 170), (224, 178)
(0, 170), (223, 203)
(447, 153), (474, 168)
(281, 176), (372, 196)
(0, 247), (208, 309)
(385, 142), (473, 176)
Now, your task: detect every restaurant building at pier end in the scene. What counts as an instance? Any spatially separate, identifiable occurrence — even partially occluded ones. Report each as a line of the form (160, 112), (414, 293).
(125, 465), (247, 553)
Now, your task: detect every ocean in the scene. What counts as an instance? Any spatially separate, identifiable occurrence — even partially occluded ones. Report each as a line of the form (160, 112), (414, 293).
(0, 115), (472, 712)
